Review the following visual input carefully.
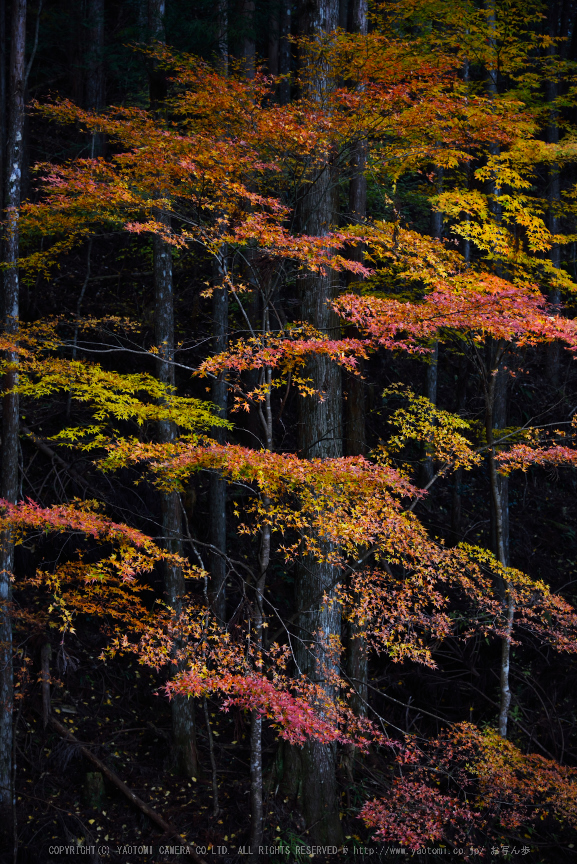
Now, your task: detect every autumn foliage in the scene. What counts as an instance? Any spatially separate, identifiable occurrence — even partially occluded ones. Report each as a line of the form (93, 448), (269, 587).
(4, 2), (577, 857)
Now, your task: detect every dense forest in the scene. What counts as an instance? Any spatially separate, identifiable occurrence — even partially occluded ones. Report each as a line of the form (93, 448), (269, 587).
(2, 1), (577, 862)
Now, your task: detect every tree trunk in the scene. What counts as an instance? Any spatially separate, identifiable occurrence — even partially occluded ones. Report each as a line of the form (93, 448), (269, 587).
(450, 356), (468, 543)
(207, 21), (229, 626)
(546, 0), (562, 385)
(268, 4), (279, 76)
(279, 0), (291, 105)
(216, 0), (228, 76)
(293, 0), (343, 844)
(343, 0), (367, 780)
(422, 341), (438, 485)
(484, 340), (513, 739)
(209, 253), (228, 625)
(344, 112), (366, 458)
(147, 0), (198, 779)
(0, 0), (6, 203)
(241, 0), (255, 80)
(147, 0), (167, 107)
(250, 513), (269, 855)
(482, 6), (514, 738)
(1, 1), (26, 854)
(85, 0), (105, 156)
(423, 165), (442, 483)
(153, 224), (199, 778)
(249, 311), (273, 854)
(490, 351), (509, 569)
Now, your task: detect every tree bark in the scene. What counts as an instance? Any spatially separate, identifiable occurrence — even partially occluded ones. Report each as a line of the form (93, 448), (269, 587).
(147, 0), (167, 107)
(216, 0), (228, 76)
(249, 308), (273, 854)
(1, 1), (26, 855)
(484, 340), (513, 739)
(85, 0), (105, 156)
(423, 165), (442, 483)
(153, 223), (198, 778)
(209, 253), (228, 625)
(147, 0), (198, 779)
(241, 0), (255, 80)
(450, 356), (468, 543)
(293, 0), (343, 845)
(268, 3), (279, 76)
(422, 340), (438, 485)
(482, 6), (514, 739)
(546, 0), (562, 384)
(344, 0), (367, 458)
(279, 0), (291, 105)
(342, 0), (367, 780)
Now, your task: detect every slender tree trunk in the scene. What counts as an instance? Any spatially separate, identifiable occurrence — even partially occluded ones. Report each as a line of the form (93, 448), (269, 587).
(546, 1), (562, 384)
(1, 1), (26, 854)
(250, 311), (273, 853)
(85, 0), (105, 156)
(451, 357), (468, 543)
(482, 7), (513, 735)
(481, 8), (514, 735)
(422, 341), (438, 484)
(208, 23), (229, 626)
(423, 166), (442, 483)
(484, 341), (513, 738)
(342, 0), (367, 782)
(489, 349), (509, 568)
(250, 499), (269, 856)
(209, 253), (228, 625)
(203, 697), (219, 818)
(216, 0), (228, 76)
(344, 90), (366, 458)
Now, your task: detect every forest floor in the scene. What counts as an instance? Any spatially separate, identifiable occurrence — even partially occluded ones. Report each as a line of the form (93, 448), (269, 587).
(13, 626), (393, 864)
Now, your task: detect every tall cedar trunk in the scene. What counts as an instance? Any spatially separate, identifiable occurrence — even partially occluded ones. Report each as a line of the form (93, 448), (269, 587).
(1, 0), (26, 853)
(85, 0), (105, 156)
(294, 0), (343, 845)
(148, 0), (198, 778)
(343, 0), (367, 775)
(268, 3), (278, 76)
(209, 255), (228, 624)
